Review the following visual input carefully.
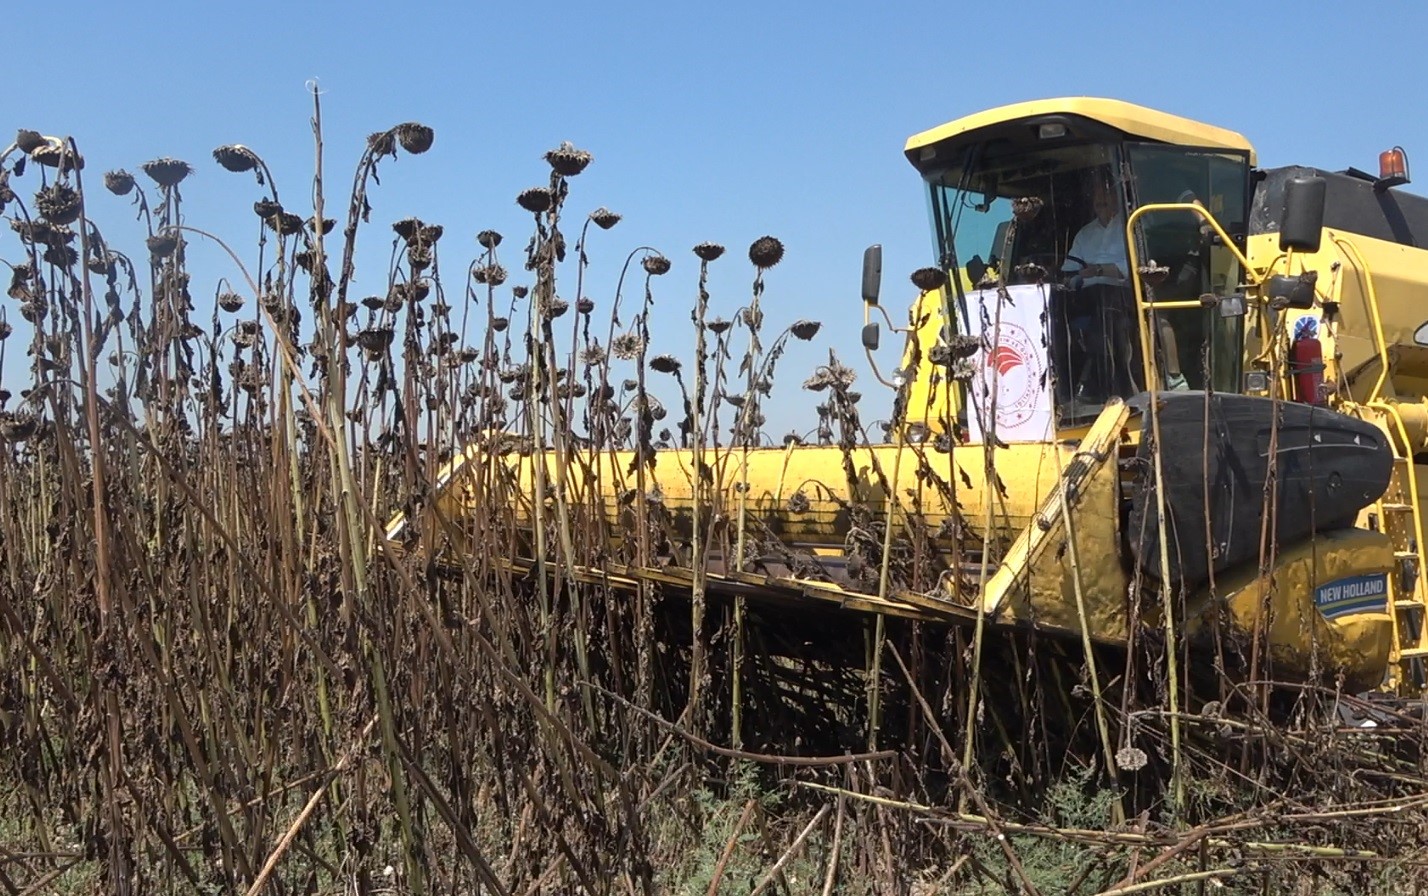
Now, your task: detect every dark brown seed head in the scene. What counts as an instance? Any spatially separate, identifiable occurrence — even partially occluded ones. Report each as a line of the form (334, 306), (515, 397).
(357, 327), (394, 355)
(512, 285), (529, 300)
(395, 123), (434, 154)
(707, 317), (731, 335)
(517, 187), (552, 213)
(589, 207), (621, 230)
(15, 129), (46, 155)
(477, 230), (502, 250)
(31, 142), (81, 172)
(544, 298), (569, 319)
(0, 320), (11, 340)
(141, 157), (193, 188)
(492, 316), (509, 332)
(360, 296), (385, 311)
(419, 223), (443, 244)
(35, 183), (81, 225)
(10, 219), (50, 244)
(649, 354), (681, 374)
(267, 212), (304, 236)
(910, 267), (948, 292)
(393, 217), (422, 243)
(212, 144), (260, 173)
(790, 319), (822, 341)
(576, 297), (595, 314)
(254, 198), (282, 220)
(147, 233), (180, 259)
(104, 169), (136, 196)
(479, 264), (508, 286)
(218, 292), (244, 312)
(545, 142), (592, 177)
(748, 235), (784, 269)
(642, 254), (671, 276)
(0, 413), (38, 443)
(42, 244), (77, 267)
(308, 217), (336, 236)
(694, 242), (725, 261)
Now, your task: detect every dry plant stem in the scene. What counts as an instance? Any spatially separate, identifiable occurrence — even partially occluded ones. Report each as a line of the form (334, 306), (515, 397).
(961, 285), (1006, 788)
(1140, 295), (1183, 812)
(748, 804), (831, 896)
(704, 798), (758, 896)
(1053, 437), (1123, 822)
(866, 434), (906, 749)
(688, 259), (712, 736)
(1092, 867), (1239, 896)
(315, 89), (421, 888)
(820, 793), (846, 896)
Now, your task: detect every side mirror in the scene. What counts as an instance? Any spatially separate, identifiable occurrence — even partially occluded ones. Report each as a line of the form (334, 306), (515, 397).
(861, 322), (880, 350)
(861, 244), (882, 306)
(1279, 176), (1326, 253)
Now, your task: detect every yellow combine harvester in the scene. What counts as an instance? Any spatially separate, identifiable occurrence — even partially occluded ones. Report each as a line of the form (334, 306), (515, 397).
(389, 97), (1428, 697)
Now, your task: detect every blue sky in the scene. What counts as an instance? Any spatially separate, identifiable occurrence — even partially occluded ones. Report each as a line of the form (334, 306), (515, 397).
(4, 0), (1427, 436)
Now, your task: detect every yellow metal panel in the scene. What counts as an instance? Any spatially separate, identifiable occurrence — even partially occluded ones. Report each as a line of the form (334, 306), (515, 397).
(905, 97), (1255, 164)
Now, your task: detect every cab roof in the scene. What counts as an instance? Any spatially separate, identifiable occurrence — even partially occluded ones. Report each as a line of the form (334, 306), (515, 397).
(904, 97), (1256, 166)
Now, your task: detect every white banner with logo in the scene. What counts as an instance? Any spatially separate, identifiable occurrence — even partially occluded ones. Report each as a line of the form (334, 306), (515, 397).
(959, 283), (1054, 444)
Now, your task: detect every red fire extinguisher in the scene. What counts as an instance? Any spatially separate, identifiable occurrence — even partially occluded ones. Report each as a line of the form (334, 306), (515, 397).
(1291, 318), (1325, 405)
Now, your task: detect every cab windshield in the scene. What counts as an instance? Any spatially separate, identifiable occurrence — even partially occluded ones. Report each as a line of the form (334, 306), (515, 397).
(925, 139), (1250, 427)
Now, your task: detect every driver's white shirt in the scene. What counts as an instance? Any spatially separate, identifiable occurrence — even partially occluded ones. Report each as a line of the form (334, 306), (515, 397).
(1062, 214), (1128, 287)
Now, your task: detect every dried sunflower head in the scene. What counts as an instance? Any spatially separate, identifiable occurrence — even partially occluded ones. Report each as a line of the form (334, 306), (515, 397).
(491, 316), (509, 332)
(693, 242), (725, 262)
(15, 129), (46, 155)
(212, 144), (260, 174)
(395, 122), (434, 154)
(545, 142), (592, 177)
(218, 292), (245, 312)
(642, 254), (671, 276)
(511, 285), (529, 300)
(473, 264), (507, 286)
(576, 297), (594, 314)
(589, 208), (621, 230)
(543, 298), (569, 319)
(649, 354), (681, 374)
(34, 183), (81, 226)
(392, 217), (422, 243)
(141, 157), (193, 188)
(517, 187), (552, 213)
(308, 217), (336, 236)
(910, 267), (948, 292)
(748, 236), (784, 269)
(477, 229), (502, 250)
(581, 344), (607, 366)
(611, 332), (645, 360)
(0, 320), (11, 341)
(790, 320), (822, 341)
(146, 233), (180, 259)
(104, 169), (136, 196)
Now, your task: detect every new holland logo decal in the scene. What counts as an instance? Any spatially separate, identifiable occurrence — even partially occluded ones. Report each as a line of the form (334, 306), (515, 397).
(1314, 573), (1389, 620)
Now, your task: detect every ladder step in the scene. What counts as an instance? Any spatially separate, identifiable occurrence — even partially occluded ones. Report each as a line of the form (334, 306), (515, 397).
(1382, 502), (1414, 511)
(1393, 600), (1426, 610)
(1395, 551), (1420, 560)
(1399, 647), (1428, 659)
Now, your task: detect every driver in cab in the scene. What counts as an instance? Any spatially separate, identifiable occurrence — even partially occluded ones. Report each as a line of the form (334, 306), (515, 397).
(1057, 169), (1133, 402)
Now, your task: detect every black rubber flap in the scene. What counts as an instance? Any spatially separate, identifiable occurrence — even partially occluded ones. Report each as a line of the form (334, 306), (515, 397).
(1128, 392), (1392, 589)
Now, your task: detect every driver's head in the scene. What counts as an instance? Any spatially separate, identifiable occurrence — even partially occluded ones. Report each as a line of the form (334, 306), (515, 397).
(1089, 169), (1118, 225)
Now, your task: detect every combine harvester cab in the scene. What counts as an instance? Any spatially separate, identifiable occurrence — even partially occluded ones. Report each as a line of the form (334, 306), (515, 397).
(390, 97), (1422, 699)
